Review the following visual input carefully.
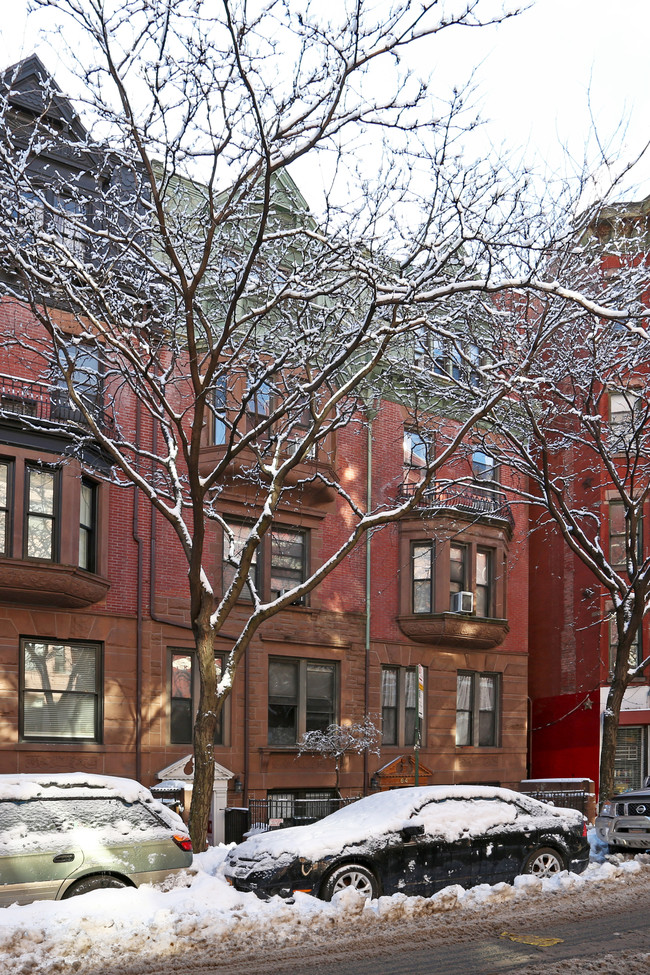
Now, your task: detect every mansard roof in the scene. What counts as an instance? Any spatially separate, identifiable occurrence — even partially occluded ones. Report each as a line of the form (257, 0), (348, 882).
(1, 54), (87, 141)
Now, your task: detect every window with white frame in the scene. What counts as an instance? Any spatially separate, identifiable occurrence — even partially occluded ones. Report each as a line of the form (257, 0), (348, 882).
(609, 390), (641, 447)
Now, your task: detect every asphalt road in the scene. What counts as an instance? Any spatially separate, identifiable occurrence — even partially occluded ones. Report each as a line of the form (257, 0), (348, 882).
(111, 868), (650, 975)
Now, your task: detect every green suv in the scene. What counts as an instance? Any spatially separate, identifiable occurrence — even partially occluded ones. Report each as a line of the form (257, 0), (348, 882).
(0, 773), (193, 905)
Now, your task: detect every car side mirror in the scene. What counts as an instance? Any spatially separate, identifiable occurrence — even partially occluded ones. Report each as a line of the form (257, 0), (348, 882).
(401, 823), (425, 840)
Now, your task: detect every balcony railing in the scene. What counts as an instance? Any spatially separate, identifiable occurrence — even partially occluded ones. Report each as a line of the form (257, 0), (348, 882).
(398, 480), (514, 529)
(0, 374), (114, 434)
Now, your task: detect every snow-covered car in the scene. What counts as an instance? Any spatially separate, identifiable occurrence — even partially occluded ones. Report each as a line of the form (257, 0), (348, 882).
(224, 785), (589, 900)
(0, 773), (193, 905)
(595, 787), (650, 852)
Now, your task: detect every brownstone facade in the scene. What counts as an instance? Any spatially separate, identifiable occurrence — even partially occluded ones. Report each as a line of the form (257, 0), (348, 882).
(0, 301), (529, 802)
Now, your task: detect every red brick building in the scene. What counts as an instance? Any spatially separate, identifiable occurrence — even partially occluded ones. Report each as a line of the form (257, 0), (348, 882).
(528, 197), (650, 798)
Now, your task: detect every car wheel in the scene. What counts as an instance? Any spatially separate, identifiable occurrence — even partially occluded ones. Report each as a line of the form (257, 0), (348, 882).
(321, 863), (380, 901)
(63, 875), (130, 898)
(522, 847), (565, 878)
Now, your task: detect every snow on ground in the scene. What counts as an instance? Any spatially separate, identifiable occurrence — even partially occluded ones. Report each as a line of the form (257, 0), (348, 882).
(0, 832), (647, 975)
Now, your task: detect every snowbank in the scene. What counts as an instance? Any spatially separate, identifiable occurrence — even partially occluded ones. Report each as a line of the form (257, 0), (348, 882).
(0, 842), (648, 974)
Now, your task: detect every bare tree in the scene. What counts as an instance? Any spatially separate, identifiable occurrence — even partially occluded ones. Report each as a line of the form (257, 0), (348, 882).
(297, 717), (382, 794)
(0, 0), (642, 848)
(481, 217), (650, 802)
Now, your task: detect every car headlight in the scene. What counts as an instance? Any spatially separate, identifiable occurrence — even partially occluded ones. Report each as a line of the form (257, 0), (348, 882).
(599, 803), (615, 818)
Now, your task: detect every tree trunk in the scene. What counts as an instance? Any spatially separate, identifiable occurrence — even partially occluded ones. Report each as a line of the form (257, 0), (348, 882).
(188, 604), (218, 852)
(599, 679), (626, 805)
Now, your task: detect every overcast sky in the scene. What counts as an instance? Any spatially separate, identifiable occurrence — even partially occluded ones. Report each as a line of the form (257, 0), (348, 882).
(1, 0), (648, 200)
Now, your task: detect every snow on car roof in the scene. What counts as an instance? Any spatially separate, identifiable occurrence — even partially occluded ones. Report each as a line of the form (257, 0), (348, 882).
(0, 772), (159, 804)
(234, 785), (581, 863)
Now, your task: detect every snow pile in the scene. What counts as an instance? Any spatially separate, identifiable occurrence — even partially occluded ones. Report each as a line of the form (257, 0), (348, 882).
(0, 844), (648, 974)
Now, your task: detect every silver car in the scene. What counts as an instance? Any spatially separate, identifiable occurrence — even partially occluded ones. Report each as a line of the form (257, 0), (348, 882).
(0, 773), (193, 905)
(596, 788), (650, 852)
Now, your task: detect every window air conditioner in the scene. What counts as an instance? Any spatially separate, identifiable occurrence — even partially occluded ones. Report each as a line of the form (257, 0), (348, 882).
(451, 591), (474, 614)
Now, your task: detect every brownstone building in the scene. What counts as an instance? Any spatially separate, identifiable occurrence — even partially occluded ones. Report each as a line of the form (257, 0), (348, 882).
(0, 56), (530, 838)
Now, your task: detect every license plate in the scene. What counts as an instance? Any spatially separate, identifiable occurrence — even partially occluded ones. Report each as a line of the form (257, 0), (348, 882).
(627, 828), (647, 834)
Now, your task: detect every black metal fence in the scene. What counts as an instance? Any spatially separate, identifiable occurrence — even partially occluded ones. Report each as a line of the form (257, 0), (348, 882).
(521, 789), (592, 818)
(225, 796), (360, 845)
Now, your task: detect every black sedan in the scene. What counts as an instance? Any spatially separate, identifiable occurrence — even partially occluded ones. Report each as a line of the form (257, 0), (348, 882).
(223, 785), (589, 901)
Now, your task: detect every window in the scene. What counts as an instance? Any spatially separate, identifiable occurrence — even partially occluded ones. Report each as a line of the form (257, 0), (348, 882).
(608, 610), (642, 674)
(267, 790), (338, 823)
(609, 501), (627, 568)
(271, 527), (307, 602)
(213, 375), (228, 445)
(21, 639), (101, 741)
(608, 500), (642, 572)
(222, 521), (258, 601)
(449, 544), (467, 609)
(432, 337), (461, 380)
(475, 548), (493, 618)
(24, 466), (57, 560)
(223, 523), (309, 604)
(51, 193), (87, 260)
(170, 650), (226, 745)
(79, 479), (96, 572)
(268, 658), (336, 745)
(456, 671), (500, 747)
(609, 391), (640, 447)
(412, 541), (433, 614)
(614, 726), (646, 794)
(248, 381), (271, 429)
(0, 460), (11, 556)
(53, 343), (103, 423)
(472, 451), (498, 493)
(381, 666), (419, 747)
(403, 430), (428, 480)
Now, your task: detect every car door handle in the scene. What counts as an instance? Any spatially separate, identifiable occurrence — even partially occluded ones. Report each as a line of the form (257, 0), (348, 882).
(52, 853), (75, 863)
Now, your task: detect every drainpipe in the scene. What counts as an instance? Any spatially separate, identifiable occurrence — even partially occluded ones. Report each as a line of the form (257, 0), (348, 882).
(132, 399), (144, 782)
(243, 640), (250, 806)
(363, 414), (373, 795)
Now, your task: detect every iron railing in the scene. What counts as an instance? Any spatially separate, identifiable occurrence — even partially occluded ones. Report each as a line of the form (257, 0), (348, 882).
(0, 373), (114, 434)
(398, 480), (514, 529)
(522, 789), (590, 816)
(225, 795), (360, 845)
